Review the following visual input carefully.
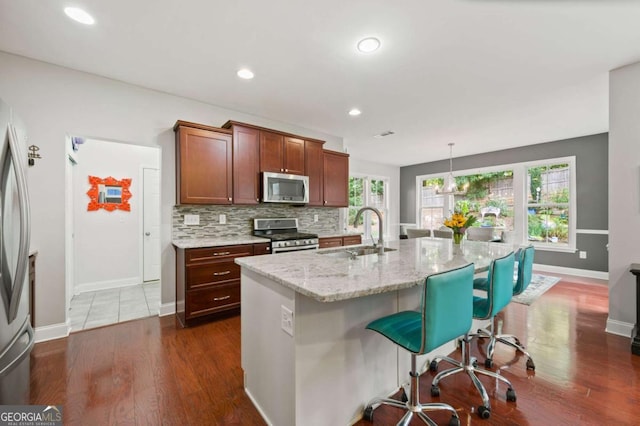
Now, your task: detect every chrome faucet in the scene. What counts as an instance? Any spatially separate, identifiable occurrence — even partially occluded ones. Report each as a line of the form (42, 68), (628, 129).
(353, 207), (385, 255)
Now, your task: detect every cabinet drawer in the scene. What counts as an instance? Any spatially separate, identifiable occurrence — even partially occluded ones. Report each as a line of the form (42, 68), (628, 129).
(186, 282), (240, 319)
(343, 236), (362, 246)
(186, 245), (253, 263)
(253, 243), (271, 255)
(186, 261), (239, 289)
(319, 237), (342, 249)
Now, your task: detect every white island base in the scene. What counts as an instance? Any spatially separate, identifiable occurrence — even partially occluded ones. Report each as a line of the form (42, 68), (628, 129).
(241, 268), (489, 426)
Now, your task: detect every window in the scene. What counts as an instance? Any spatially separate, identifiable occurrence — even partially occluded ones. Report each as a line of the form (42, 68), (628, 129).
(416, 156), (576, 251)
(347, 175), (389, 241)
(526, 162), (571, 247)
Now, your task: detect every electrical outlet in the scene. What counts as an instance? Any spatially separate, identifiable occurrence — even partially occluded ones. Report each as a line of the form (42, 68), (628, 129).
(184, 214), (199, 225)
(281, 305), (294, 336)
(219, 214), (226, 224)
(314, 214), (319, 223)
(579, 251), (587, 259)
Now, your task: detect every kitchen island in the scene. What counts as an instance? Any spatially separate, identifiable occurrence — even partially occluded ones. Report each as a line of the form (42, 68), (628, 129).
(236, 238), (516, 426)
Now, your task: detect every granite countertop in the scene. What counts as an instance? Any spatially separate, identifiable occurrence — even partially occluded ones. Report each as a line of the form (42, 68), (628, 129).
(315, 231), (363, 239)
(235, 238), (518, 303)
(172, 235), (270, 249)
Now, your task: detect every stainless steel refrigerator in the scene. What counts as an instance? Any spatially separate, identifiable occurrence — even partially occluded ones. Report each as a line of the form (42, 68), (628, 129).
(0, 97), (34, 404)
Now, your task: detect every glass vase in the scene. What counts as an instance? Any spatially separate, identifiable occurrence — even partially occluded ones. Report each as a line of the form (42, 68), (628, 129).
(453, 232), (464, 244)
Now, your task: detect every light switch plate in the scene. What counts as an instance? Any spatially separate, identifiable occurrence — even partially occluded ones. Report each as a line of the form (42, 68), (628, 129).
(579, 251), (587, 259)
(314, 214), (319, 222)
(219, 214), (226, 224)
(184, 214), (199, 225)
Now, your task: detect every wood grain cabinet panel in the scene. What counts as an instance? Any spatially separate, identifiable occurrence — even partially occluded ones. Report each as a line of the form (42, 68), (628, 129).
(260, 131), (285, 173)
(319, 237), (343, 249)
(232, 125), (260, 204)
(323, 150), (349, 207)
(174, 122), (233, 205)
(305, 140), (325, 206)
(176, 244), (253, 326)
(283, 137), (305, 175)
(342, 235), (362, 246)
(253, 243), (271, 255)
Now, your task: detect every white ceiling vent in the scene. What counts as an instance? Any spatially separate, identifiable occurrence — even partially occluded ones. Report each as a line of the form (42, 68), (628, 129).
(373, 131), (395, 138)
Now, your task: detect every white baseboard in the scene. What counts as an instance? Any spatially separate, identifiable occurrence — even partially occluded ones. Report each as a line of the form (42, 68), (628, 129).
(533, 263), (608, 280)
(605, 318), (634, 338)
(76, 277), (141, 294)
(245, 387), (274, 426)
(159, 302), (175, 317)
(34, 321), (70, 343)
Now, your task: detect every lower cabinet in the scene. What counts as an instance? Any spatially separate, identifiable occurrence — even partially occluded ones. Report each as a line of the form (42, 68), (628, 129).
(176, 244), (253, 327)
(318, 235), (362, 249)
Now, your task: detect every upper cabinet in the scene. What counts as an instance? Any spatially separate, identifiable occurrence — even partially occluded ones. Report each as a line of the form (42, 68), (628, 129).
(305, 140), (325, 206)
(323, 150), (349, 207)
(177, 120), (349, 207)
(174, 121), (233, 205)
(260, 131), (305, 175)
(231, 125), (260, 205)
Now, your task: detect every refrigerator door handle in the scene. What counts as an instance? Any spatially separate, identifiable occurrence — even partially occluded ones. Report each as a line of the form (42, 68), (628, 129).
(0, 316), (34, 378)
(5, 123), (31, 323)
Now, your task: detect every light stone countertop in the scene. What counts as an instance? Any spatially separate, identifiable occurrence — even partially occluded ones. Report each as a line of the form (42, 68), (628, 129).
(235, 238), (519, 303)
(172, 235), (270, 249)
(315, 231), (363, 239)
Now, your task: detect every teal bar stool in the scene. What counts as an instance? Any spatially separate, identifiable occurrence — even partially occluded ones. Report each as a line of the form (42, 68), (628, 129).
(430, 252), (517, 420)
(473, 245), (536, 370)
(362, 264), (475, 426)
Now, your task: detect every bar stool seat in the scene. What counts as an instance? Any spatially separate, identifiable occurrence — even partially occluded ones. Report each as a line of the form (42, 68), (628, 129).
(362, 264), (475, 426)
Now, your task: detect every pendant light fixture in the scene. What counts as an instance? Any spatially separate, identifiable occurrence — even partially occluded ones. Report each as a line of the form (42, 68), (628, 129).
(436, 143), (468, 195)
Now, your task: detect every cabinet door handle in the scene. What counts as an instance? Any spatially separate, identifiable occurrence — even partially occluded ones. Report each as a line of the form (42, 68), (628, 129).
(280, 168), (284, 172)
(228, 197), (232, 201)
(213, 251), (230, 256)
(285, 169), (288, 172)
(213, 295), (231, 301)
(213, 271), (231, 276)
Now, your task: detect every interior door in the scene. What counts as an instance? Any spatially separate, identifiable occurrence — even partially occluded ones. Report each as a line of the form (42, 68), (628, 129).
(143, 168), (160, 282)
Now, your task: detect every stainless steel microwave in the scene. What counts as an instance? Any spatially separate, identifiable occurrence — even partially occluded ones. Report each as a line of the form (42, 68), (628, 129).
(262, 172), (309, 204)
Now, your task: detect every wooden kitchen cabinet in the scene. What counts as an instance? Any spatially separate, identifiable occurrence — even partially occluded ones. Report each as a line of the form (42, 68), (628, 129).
(260, 131), (305, 175)
(176, 244), (253, 326)
(253, 243), (271, 255)
(319, 235), (362, 248)
(231, 125), (260, 204)
(174, 121), (233, 205)
(305, 140), (325, 206)
(323, 150), (349, 207)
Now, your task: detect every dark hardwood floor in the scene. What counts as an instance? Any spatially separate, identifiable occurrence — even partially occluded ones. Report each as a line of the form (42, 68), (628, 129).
(30, 278), (640, 425)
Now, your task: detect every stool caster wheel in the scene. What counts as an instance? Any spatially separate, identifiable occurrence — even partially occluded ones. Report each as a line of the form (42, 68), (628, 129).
(484, 358), (494, 368)
(400, 389), (408, 402)
(506, 387), (517, 402)
(526, 358), (535, 371)
(363, 405), (374, 422)
(430, 385), (440, 397)
(478, 405), (491, 419)
(429, 360), (438, 372)
(448, 415), (461, 426)
(471, 357), (478, 368)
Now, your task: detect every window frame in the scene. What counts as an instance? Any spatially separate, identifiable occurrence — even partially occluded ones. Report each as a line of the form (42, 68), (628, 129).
(415, 156), (577, 252)
(346, 173), (390, 242)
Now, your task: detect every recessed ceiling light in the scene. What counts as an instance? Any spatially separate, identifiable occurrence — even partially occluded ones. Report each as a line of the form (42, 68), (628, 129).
(357, 37), (380, 53)
(348, 109), (362, 116)
(237, 68), (254, 79)
(64, 7), (95, 25)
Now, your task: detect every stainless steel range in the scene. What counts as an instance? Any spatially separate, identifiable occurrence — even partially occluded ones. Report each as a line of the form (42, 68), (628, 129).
(253, 218), (319, 254)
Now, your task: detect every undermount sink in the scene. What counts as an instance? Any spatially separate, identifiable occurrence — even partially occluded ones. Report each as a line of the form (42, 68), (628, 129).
(318, 245), (397, 258)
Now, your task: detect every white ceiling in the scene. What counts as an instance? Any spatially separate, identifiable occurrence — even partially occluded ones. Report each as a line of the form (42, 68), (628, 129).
(1, 0), (639, 166)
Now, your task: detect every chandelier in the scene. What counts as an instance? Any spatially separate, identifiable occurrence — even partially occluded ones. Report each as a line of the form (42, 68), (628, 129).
(436, 143), (468, 195)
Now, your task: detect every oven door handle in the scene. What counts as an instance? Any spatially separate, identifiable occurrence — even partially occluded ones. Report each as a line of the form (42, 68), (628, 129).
(271, 244), (319, 254)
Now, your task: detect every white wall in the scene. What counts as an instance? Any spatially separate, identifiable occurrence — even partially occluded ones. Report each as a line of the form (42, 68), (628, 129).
(349, 156), (401, 240)
(608, 62), (640, 336)
(0, 51), (343, 333)
(72, 139), (159, 292)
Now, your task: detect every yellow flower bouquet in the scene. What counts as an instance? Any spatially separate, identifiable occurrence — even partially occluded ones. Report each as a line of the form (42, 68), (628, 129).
(443, 211), (478, 244)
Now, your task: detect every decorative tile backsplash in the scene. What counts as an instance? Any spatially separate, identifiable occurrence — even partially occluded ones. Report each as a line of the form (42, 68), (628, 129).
(173, 204), (341, 239)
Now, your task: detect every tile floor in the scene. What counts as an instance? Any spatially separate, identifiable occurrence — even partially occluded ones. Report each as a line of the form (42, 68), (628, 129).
(68, 281), (160, 332)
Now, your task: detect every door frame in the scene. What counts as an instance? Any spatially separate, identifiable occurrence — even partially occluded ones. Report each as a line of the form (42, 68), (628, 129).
(139, 165), (160, 283)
